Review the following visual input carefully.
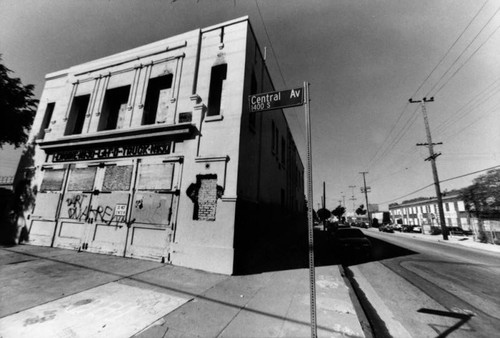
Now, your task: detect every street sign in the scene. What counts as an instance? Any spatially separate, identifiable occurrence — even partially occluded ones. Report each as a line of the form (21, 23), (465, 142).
(248, 87), (304, 113)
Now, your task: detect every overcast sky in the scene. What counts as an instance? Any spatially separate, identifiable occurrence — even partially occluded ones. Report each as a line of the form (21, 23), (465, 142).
(1, 0), (499, 211)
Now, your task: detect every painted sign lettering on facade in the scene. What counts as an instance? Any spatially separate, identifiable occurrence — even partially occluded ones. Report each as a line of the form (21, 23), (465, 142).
(52, 142), (171, 162)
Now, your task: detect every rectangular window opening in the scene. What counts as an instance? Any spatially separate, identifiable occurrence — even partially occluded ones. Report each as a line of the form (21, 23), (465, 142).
(38, 102), (55, 140)
(98, 85), (131, 131)
(207, 64), (227, 117)
(65, 94), (90, 135)
(281, 137), (286, 164)
(142, 74), (173, 125)
(249, 72), (258, 129)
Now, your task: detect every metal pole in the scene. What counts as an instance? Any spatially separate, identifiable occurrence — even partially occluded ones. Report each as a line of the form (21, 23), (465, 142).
(304, 81), (317, 337)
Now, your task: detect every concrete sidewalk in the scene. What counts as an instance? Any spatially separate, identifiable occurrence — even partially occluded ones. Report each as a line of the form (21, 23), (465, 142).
(0, 244), (366, 338)
(366, 227), (500, 254)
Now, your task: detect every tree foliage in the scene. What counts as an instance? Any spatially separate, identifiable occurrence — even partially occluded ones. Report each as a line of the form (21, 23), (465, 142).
(356, 204), (367, 215)
(317, 208), (331, 221)
(0, 55), (38, 148)
(460, 168), (500, 220)
(331, 205), (346, 220)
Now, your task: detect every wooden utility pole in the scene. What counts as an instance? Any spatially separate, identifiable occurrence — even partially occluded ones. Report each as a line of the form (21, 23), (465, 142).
(360, 172), (372, 226)
(409, 97), (448, 240)
(348, 185), (356, 214)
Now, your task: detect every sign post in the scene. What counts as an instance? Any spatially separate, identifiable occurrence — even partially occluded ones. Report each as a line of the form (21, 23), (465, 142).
(303, 82), (317, 338)
(248, 83), (317, 337)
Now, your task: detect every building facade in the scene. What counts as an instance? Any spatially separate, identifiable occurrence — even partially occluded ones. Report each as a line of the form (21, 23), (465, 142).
(389, 192), (471, 233)
(26, 17), (305, 275)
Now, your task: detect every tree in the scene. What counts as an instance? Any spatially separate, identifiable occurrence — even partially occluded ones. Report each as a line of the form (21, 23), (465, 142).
(460, 168), (500, 243)
(0, 55), (38, 148)
(331, 205), (346, 222)
(317, 208), (331, 222)
(356, 204), (367, 215)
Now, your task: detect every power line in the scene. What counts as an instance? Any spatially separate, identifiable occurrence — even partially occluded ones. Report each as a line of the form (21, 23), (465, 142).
(254, 0), (287, 88)
(431, 21), (500, 96)
(425, 3), (500, 96)
(433, 75), (500, 134)
(376, 164), (500, 204)
(365, 1), (491, 173)
(412, 0), (489, 98)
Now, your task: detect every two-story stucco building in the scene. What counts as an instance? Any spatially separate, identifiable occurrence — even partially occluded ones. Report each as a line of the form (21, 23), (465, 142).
(25, 17), (305, 275)
(389, 192), (471, 233)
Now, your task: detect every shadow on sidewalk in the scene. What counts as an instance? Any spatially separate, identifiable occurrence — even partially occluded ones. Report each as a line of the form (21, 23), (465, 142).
(233, 229), (418, 275)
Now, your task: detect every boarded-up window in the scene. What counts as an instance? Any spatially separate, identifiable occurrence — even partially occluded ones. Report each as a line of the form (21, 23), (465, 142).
(142, 75), (173, 125)
(67, 167), (97, 191)
(98, 85), (130, 131)
(40, 169), (65, 192)
(102, 165), (133, 192)
(132, 192), (174, 225)
(137, 163), (174, 190)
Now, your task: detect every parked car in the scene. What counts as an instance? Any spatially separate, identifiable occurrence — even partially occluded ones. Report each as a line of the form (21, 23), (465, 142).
(333, 228), (372, 261)
(392, 223), (402, 232)
(379, 224), (394, 233)
(429, 226), (442, 235)
(402, 224), (413, 232)
(447, 227), (471, 236)
(412, 226), (422, 233)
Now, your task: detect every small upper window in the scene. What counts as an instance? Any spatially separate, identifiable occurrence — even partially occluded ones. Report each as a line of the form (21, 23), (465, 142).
(65, 94), (90, 135)
(281, 137), (286, 164)
(38, 102), (55, 140)
(142, 74), (173, 125)
(207, 64), (227, 117)
(249, 71), (258, 129)
(98, 85), (130, 131)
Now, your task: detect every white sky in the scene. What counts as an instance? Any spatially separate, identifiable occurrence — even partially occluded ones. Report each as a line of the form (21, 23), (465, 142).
(1, 0), (499, 210)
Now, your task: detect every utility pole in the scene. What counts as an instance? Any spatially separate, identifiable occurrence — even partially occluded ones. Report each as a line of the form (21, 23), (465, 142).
(409, 97), (448, 240)
(359, 172), (372, 226)
(348, 185), (356, 214)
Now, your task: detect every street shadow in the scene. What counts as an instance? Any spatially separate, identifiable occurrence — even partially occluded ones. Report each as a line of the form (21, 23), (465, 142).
(234, 228), (418, 274)
(418, 308), (474, 337)
(316, 231), (417, 268)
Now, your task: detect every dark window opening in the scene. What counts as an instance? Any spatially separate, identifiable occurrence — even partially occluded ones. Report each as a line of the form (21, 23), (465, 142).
(38, 102), (55, 140)
(249, 72), (257, 129)
(207, 64), (227, 117)
(142, 74), (173, 125)
(65, 94), (90, 135)
(98, 85), (130, 131)
(281, 137), (286, 164)
(271, 121), (276, 154)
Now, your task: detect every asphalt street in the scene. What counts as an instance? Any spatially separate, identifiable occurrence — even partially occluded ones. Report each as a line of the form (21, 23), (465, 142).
(349, 230), (500, 338)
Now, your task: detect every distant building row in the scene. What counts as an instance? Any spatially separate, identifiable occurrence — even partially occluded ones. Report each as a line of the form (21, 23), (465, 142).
(389, 191), (499, 236)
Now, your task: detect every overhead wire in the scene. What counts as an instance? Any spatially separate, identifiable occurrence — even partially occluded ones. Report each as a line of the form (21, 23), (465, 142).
(431, 21), (500, 96)
(375, 164), (500, 205)
(366, 2), (498, 185)
(425, 3), (500, 97)
(413, 0), (489, 99)
(364, 1), (490, 175)
(433, 75), (500, 134)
